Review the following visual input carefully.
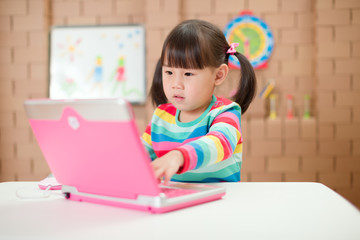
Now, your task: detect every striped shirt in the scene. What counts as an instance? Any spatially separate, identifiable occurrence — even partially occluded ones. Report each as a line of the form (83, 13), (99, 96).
(141, 95), (243, 182)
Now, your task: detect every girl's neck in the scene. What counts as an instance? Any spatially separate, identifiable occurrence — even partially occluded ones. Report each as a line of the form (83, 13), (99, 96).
(177, 96), (215, 123)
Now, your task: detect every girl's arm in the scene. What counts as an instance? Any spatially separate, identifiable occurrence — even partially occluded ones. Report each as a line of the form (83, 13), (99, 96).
(175, 107), (242, 174)
(141, 124), (158, 161)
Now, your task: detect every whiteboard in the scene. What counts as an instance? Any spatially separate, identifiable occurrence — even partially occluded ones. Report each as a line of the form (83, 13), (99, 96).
(49, 25), (146, 103)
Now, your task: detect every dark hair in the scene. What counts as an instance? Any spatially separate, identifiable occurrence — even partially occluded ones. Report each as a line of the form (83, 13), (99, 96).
(149, 19), (257, 114)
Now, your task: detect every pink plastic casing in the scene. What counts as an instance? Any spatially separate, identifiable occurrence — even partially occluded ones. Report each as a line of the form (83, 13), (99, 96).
(29, 107), (161, 200)
(68, 192), (225, 213)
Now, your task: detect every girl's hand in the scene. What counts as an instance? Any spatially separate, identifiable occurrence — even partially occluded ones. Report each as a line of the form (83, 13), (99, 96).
(151, 150), (184, 183)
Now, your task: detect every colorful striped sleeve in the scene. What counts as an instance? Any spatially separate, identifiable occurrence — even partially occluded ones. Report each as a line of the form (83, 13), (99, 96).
(175, 105), (242, 174)
(141, 123), (157, 161)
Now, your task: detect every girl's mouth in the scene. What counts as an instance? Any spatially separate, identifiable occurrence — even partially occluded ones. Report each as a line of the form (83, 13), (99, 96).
(173, 95), (184, 101)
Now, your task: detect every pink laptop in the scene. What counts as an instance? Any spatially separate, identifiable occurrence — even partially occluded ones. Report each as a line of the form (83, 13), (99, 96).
(24, 98), (225, 213)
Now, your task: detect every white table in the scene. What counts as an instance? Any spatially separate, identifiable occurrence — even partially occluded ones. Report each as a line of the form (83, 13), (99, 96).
(0, 182), (359, 240)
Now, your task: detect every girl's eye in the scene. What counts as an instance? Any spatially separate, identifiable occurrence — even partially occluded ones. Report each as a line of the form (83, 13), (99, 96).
(165, 71), (173, 75)
(184, 72), (193, 76)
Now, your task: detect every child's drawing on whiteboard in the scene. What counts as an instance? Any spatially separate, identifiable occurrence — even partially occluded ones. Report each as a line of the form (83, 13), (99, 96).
(109, 56), (142, 97)
(57, 36), (83, 62)
(86, 56), (104, 96)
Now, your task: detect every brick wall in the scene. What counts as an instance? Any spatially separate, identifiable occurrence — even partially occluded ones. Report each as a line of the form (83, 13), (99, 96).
(0, 0), (359, 208)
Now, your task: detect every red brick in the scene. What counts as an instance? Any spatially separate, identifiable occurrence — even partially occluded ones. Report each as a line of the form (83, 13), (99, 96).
(284, 119), (299, 139)
(354, 42), (360, 57)
(285, 172), (317, 182)
(0, 0), (26, 15)
(266, 118), (282, 139)
(248, 0), (278, 12)
(336, 124), (360, 139)
(302, 156), (334, 172)
(336, 157), (360, 172)
(319, 173), (351, 188)
(317, 42), (351, 58)
(251, 172), (282, 182)
(301, 118), (316, 139)
(335, 91), (360, 107)
(285, 140), (317, 156)
(317, 9), (351, 25)
(15, 110), (30, 128)
(319, 140), (351, 156)
(318, 124), (335, 139)
(0, 95), (30, 112)
(145, 0), (161, 13)
(1, 159), (32, 176)
(282, 29), (312, 44)
(316, 59), (334, 75)
(17, 173), (48, 181)
(29, 0), (48, 16)
(13, 16), (46, 31)
(268, 156), (300, 172)
(0, 112), (14, 128)
(336, 188), (360, 209)
(353, 9), (360, 24)
(315, 0), (333, 9)
(281, 59), (312, 76)
(0, 16), (11, 31)
(214, 0), (245, 14)
(316, 27), (334, 42)
(0, 80), (13, 97)
(336, 59), (360, 74)
(100, 16), (130, 24)
(264, 13), (295, 28)
(0, 127), (31, 144)
(250, 140), (282, 157)
(281, 0), (312, 12)
(249, 118), (265, 140)
(276, 76), (296, 90)
(241, 157), (266, 173)
(318, 107), (351, 123)
(272, 45), (296, 60)
(0, 32), (27, 47)
(116, 0), (144, 15)
(146, 13), (180, 28)
(297, 12), (313, 28)
(84, 0), (112, 16)
(353, 75), (360, 90)
(33, 159), (50, 176)
(29, 32), (47, 48)
(318, 75), (351, 91)
(67, 16), (97, 25)
(146, 29), (163, 61)
(354, 173), (360, 187)
(297, 76), (313, 91)
(336, 26), (360, 41)
(0, 143), (15, 159)
(29, 63), (47, 81)
(298, 45), (314, 60)
(335, 0), (360, 9)
(317, 91), (334, 107)
(14, 47), (47, 64)
(353, 141), (360, 156)
(353, 107), (360, 123)
(52, 0), (81, 17)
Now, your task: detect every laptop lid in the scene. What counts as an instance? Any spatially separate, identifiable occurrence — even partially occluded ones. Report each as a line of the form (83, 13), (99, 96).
(24, 98), (161, 199)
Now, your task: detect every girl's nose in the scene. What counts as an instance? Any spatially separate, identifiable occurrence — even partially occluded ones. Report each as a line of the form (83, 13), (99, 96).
(172, 76), (184, 89)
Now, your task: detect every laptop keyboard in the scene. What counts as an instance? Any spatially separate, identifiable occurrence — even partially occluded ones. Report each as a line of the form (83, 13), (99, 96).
(160, 187), (199, 198)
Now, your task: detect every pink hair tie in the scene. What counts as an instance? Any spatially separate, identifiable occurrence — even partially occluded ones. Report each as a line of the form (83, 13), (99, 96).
(227, 43), (239, 55)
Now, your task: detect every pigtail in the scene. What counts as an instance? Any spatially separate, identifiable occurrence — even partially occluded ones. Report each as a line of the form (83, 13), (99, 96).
(230, 52), (257, 114)
(150, 59), (167, 106)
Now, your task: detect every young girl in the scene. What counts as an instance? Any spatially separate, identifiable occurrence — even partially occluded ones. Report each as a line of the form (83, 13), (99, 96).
(142, 19), (256, 183)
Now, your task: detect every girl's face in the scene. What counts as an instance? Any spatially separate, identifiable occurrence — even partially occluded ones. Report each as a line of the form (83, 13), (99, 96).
(162, 64), (219, 123)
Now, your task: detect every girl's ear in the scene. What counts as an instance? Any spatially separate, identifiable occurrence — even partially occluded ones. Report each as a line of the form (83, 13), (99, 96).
(214, 64), (229, 86)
